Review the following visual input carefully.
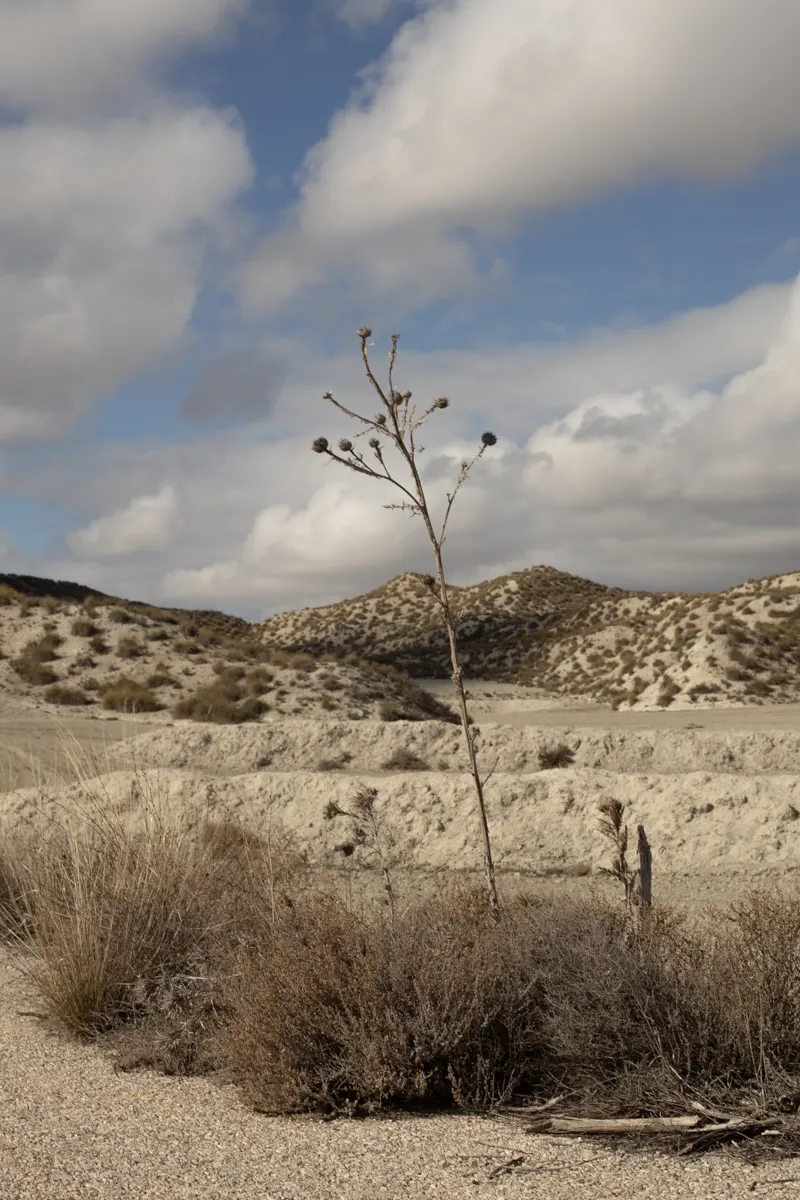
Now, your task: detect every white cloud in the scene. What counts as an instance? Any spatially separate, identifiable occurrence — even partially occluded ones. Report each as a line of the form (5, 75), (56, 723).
(0, 0), (249, 113)
(0, 107), (253, 442)
(67, 486), (181, 557)
(25, 273), (800, 615)
(0, 0), (257, 447)
(239, 0), (800, 315)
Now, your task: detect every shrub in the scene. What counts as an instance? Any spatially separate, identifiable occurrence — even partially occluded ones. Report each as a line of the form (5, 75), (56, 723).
(44, 684), (91, 706)
(101, 678), (162, 713)
(108, 607), (134, 624)
(117, 634), (144, 660)
(89, 635), (109, 655)
(11, 633), (62, 685)
(146, 670), (178, 689)
(172, 674), (267, 724)
(317, 752), (353, 770)
(71, 617), (100, 637)
(381, 749), (431, 771)
(538, 743), (575, 769)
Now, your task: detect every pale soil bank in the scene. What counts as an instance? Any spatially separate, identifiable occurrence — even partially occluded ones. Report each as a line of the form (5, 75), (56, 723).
(3, 686), (800, 1195)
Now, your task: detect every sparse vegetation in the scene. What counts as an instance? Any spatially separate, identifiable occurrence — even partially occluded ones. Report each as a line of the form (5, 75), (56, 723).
(44, 684), (91, 706)
(11, 633), (62, 685)
(101, 677), (162, 713)
(538, 743), (575, 769)
(5, 797), (800, 1135)
(381, 748), (431, 771)
(172, 673), (267, 724)
(117, 634), (144, 660)
(71, 616), (100, 637)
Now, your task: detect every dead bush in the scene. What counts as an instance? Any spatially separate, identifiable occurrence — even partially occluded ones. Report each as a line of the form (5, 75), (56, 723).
(108, 607), (134, 624)
(117, 634), (144, 659)
(71, 616), (100, 637)
(538, 743), (575, 769)
(11, 633), (63, 685)
(381, 748), (431, 771)
(146, 670), (179, 689)
(101, 678), (163, 713)
(172, 674), (267, 724)
(317, 752), (353, 770)
(44, 684), (91, 706)
(217, 881), (544, 1114)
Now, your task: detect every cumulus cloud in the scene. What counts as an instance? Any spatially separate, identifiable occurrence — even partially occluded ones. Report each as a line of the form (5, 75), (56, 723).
(0, 0), (249, 113)
(0, 0), (256, 446)
(67, 486), (181, 557)
(0, 109), (253, 442)
(162, 273), (800, 613)
(239, 0), (800, 315)
(23, 273), (800, 615)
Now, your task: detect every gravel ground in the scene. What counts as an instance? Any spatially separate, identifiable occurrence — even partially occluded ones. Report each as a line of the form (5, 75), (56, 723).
(2, 948), (799, 1198)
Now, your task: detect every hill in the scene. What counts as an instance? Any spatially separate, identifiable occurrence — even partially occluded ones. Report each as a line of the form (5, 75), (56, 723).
(258, 564), (800, 710)
(0, 580), (456, 725)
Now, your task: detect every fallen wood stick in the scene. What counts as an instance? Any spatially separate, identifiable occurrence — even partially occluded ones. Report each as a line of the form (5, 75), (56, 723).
(501, 1095), (566, 1116)
(526, 1115), (701, 1135)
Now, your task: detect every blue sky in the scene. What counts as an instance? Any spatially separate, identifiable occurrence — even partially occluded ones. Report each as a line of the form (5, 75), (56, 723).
(1, 0), (800, 619)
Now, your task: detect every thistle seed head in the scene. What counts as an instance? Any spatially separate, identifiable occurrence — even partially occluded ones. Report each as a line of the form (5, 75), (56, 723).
(369, 437), (381, 449)
(338, 438), (353, 453)
(481, 430), (497, 447)
(375, 413), (387, 425)
(391, 390), (403, 406)
(312, 437), (329, 454)
(435, 397), (449, 409)
(356, 327), (372, 339)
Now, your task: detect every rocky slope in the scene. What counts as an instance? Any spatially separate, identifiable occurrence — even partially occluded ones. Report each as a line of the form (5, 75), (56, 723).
(258, 565), (800, 710)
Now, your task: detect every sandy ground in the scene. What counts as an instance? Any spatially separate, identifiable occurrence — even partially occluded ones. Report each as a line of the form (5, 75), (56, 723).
(0, 698), (153, 791)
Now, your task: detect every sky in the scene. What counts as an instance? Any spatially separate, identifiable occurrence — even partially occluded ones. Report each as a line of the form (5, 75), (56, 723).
(1, 0), (800, 620)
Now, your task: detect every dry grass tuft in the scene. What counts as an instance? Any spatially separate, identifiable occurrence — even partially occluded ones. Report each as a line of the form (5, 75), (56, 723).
(381, 748), (431, 771)
(172, 672), (268, 724)
(538, 743), (575, 769)
(101, 677), (163, 713)
(6, 775), (800, 1124)
(44, 683), (91, 706)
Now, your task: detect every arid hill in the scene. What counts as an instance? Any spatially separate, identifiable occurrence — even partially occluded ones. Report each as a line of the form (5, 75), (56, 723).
(258, 564), (800, 710)
(0, 581), (456, 725)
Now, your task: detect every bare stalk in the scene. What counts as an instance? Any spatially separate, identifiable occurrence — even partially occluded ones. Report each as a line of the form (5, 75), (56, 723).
(313, 328), (500, 916)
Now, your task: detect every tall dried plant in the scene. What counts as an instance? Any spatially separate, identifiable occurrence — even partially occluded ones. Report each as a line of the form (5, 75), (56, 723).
(312, 328), (499, 915)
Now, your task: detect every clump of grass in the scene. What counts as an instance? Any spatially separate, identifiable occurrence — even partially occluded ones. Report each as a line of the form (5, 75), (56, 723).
(0, 583), (21, 606)
(44, 684), (91, 706)
(108, 607), (134, 625)
(172, 673), (267, 724)
(381, 748), (431, 771)
(11, 633), (62, 685)
(8, 791), (800, 1127)
(71, 616), (100, 637)
(146, 670), (179, 689)
(101, 677), (163, 713)
(538, 743), (575, 769)
(117, 634), (144, 660)
(317, 752), (353, 770)
(89, 635), (109, 655)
